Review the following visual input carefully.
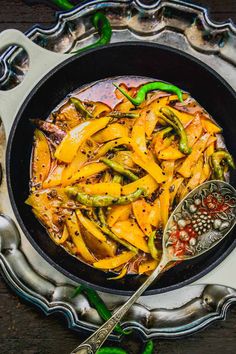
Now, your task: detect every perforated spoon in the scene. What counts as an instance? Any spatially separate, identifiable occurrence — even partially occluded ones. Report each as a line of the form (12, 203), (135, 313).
(71, 180), (236, 354)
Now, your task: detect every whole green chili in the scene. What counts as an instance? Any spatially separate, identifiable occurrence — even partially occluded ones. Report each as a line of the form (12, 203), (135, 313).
(71, 285), (127, 335)
(210, 150), (235, 180)
(109, 111), (139, 119)
(113, 81), (183, 106)
(52, 0), (74, 11)
(97, 208), (138, 253)
(72, 12), (112, 54)
(70, 97), (93, 118)
(159, 107), (191, 155)
(96, 348), (128, 354)
(148, 231), (161, 260)
(100, 157), (139, 181)
(112, 174), (123, 184)
(142, 340), (154, 354)
(66, 187), (145, 207)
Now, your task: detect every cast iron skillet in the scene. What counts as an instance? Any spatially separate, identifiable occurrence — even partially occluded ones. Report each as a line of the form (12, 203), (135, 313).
(7, 42), (236, 295)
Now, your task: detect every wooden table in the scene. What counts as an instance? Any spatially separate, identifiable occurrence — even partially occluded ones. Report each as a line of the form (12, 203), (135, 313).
(0, 1), (236, 353)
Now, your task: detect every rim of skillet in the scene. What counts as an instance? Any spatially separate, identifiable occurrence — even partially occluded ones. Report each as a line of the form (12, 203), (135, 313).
(6, 41), (236, 296)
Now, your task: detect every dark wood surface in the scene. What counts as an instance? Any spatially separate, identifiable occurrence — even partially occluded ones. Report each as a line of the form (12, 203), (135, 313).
(0, 1), (236, 353)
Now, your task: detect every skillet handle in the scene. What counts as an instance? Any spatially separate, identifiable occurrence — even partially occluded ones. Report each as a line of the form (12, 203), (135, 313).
(0, 29), (70, 138)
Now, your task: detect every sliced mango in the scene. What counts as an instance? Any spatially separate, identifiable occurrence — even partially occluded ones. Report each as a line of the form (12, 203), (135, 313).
(32, 129), (51, 185)
(55, 117), (110, 163)
(111, 220), (150, 253)
(132, 199), (152, 235)
(107, 204), (132, 227)
(76, 209), (106, 242)
(65, 213), (96, 263)
(93, 251), (135, 269)
(93, 123), (128, 143)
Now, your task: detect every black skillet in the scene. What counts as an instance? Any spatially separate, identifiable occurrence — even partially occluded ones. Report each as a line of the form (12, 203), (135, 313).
(6, 42), (236, 295)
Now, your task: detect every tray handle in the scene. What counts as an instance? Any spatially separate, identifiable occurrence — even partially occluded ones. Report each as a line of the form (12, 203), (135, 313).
(0, 29), (70, 138)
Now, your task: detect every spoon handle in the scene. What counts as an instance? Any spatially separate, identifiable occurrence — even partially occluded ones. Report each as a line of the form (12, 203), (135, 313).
(71, 256), (169, 354)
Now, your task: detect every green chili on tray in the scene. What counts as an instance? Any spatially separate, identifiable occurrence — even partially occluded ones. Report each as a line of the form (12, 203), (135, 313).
(142, 340), (154, 354)
(65, 187), (145, 207)
(52, 0), (74, 11)
(210, 150), (235, 180)
(72, 12), (112, 54)
(100, 157), (139, 181)
(113, 81), (183, 106)
(96, 348), (128, 354)
(159, 106), (191, 155)
(71, 285), (128, 335)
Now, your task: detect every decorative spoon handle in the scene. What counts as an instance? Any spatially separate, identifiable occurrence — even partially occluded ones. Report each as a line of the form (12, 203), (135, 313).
(70, 256), (168, 354)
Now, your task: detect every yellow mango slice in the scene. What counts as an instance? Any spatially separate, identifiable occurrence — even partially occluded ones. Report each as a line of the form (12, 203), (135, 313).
(139, 259), (158, 274)
(132, 153), (167, 183)
(92, 102), (111, 117)
(159, 184), (170, 228)
(55, 117), (110, 163)
(132, 199), (152, 235)
(111, 220), (149, 253)
(65, 213), (96, 263)
(180, 157), (203, 199)
(177, 133), (210, 178)
(79, 183), (121, 197)
(62, 149), (87, 184)
(185, 114), (203, 147)
(166, 107), (194, 127)
(145, 109), (159, 137)
(121, 174), (158, 196)
(93, 123), (128, 143)
(107, 204), (132, 227)
(56, 225), (69, 244)
(32, 129), (51, 185)
(62, 162), (108, 186)
(93, 251), (135, 269)
(43, 164), (65, 188)
(76, 209), (106, 242)
(131, 111), (147, 153)
(158, 146), (184, 160)
(169, 177), (184, 205)
(148, 197), (161, 227)
(201, 118), (222, 134)
(83, 229), (116, 258)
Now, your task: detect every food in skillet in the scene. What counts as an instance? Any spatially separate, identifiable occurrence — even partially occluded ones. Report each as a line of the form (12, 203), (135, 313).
(26, 79), (235, 278)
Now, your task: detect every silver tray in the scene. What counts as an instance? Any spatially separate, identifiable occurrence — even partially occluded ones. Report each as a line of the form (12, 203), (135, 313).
(0, 0), (236, 340)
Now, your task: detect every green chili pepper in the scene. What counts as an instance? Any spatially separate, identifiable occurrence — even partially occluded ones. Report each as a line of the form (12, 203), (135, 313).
(113, 81), (183, 106)
(109, 111), (139, 119)
(112, 174), (123, 184)
(159, 107), (191, 155)
(210, 150), (235, 180)
(66, 187), (145, 207)
(148, 231), (161, 260)
(72, 12), (112, 54)
(70, 97), (93, 118)
(142, 340), (154, 354)
(71, 285), (128, 335)
(97, 208), (138, 253)
(96, 348), (128, 354)
(101, 157), (139, 181)
(52, 0), (74, 10)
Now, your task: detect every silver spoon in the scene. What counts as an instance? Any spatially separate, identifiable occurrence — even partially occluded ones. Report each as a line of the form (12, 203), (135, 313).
(71, 180), (236, 354)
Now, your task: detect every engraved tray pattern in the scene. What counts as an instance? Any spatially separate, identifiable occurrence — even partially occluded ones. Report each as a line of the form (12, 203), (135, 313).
(0, 0), (236, 340)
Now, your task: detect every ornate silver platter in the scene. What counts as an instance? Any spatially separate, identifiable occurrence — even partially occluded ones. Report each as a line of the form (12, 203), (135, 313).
(0, 0), (236, 340)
